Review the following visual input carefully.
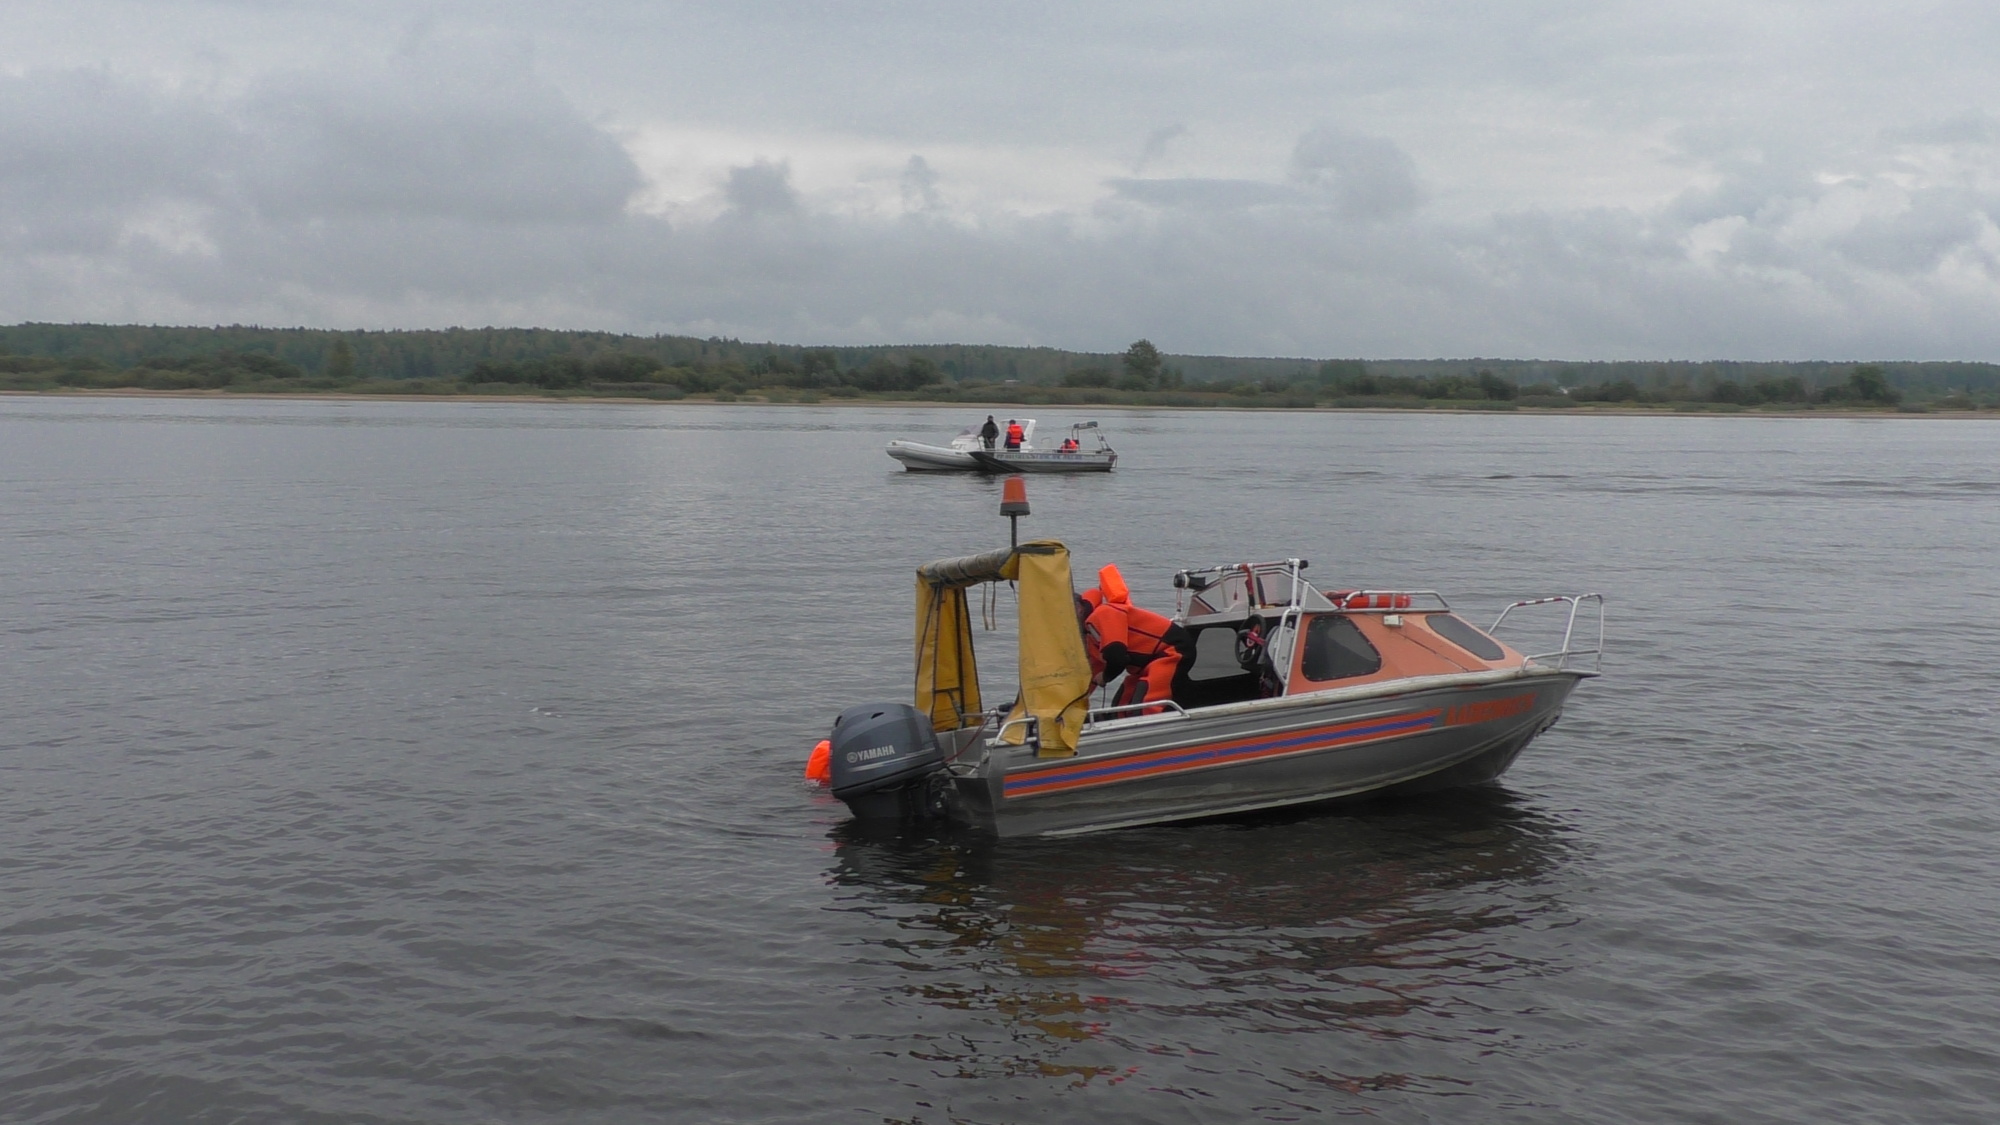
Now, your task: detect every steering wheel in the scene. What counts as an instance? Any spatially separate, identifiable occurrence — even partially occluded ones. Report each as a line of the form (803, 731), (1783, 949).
(1234, 615), (1268, 671)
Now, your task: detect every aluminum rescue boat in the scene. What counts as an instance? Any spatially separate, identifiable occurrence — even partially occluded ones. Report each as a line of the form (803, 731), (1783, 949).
(886, 420), (1116, 473)
(822, 529), (1602, 838)
(969, 422), (1116, 473)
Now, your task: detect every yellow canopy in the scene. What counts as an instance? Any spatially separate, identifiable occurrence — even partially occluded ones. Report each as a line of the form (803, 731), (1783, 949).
(913, 540), (1092, 757)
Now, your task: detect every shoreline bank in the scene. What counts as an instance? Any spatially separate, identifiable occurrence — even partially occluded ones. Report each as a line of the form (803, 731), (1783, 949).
(3, 387), (1993, 419)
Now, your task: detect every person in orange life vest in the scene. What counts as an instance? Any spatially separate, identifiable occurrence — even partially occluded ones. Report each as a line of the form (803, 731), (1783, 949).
(1077, 580), (1128, 690)
(1087, 564), (1184, 712)
(1004, 420), (1025, 450)
(1113, 602), (1184, 712)
(1075, 588), (1108, 686)
(1060, 436), (1079, 452)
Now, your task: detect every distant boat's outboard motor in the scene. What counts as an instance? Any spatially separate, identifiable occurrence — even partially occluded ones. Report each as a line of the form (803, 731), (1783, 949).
(829, 702), (948, 823)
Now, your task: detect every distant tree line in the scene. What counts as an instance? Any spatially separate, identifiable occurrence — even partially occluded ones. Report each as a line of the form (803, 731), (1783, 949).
(1317, 362), (1520, 401)
(0, 322), (1994, 410)
(1060, 340), (1185, 391)
(2, 350), (308, 389)
(0, 323), (1066, 386)
(462, 350), (943, 393)
(1551, 365), (1899, 406)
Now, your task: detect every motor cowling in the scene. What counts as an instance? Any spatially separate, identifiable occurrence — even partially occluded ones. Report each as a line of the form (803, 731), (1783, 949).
(828, 702), (947, 822)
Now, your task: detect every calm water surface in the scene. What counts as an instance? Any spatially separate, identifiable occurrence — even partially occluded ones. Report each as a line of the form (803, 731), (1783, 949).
(3, 397), (1997, 1123)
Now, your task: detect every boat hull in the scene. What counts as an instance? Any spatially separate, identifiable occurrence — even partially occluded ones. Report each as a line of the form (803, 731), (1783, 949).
(946, 668), (1583, 837)
(968, 450), (1116, 473)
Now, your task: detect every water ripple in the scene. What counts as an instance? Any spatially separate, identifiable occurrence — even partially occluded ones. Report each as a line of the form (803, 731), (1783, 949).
(5, 399), (2000, 1123)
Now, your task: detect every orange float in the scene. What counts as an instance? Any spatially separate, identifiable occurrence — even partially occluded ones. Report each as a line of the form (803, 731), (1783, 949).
(804, 739), (832, 785)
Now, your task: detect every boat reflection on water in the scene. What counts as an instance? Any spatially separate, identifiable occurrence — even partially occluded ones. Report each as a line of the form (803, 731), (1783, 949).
(827, 790), (1577, 1109)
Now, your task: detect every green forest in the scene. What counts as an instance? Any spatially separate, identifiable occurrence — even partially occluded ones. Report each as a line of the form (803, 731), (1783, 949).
(2, 322), (1996, 411)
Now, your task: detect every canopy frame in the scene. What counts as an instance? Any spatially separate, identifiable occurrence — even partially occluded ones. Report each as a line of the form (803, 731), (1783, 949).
(913, 540), (1091, 757)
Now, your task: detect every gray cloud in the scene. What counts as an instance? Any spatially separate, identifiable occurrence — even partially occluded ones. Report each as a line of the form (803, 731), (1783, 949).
(0, 70), (234, 252)
(1133, 124), (1187, 174)
(899, 156), (941, 213)
(1107, 178), (1300, 210)
(1884, 111), (2000, 147)
(1290, 126), (1425, 220)
(239, 51), (643, 224)
(1826, 190), (1987, 274)
(4, 9), (2000, 360)
(723, 159), (799, 217)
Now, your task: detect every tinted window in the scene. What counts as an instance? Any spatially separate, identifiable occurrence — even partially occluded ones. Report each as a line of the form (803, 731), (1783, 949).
(1300, 615), (1382, 681)
(1425, 614), (1506, 661)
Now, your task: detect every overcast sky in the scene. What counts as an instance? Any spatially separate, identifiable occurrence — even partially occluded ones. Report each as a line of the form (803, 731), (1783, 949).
(4, 1), (2000, 360)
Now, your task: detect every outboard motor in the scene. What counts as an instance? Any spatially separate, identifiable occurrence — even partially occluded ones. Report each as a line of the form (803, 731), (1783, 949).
(829, 702), (948, 823)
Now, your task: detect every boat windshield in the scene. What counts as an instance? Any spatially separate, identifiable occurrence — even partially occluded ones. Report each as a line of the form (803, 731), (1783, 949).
(1175, 561), (1334, 616)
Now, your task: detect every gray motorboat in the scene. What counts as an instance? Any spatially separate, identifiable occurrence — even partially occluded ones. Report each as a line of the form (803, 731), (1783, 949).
(821, 523), (1602, 838)
(968, 422), (1116, 473)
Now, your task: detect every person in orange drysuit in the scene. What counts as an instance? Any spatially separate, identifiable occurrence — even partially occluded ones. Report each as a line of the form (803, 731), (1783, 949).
(1078, 564), (1183, 713)
(1076, 588), (1107, 685)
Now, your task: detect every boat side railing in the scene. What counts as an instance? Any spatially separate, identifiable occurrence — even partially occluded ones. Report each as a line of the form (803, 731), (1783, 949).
(982, 712), (1062, 756)
(1490, 594), (1605, 673)
(1082, 699), (1188, 729)
(944, 710), (998, 764)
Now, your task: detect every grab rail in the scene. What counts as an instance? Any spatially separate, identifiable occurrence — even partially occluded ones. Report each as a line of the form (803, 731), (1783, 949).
(1489, 594), (1604, 673)
(993, 713), (1043, 754)
(1083, 698), (1188, 727)
(943, 710), (997, 765)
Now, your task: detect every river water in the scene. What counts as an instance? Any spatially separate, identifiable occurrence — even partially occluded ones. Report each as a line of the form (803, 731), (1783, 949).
(3, 396), (1996, 1123)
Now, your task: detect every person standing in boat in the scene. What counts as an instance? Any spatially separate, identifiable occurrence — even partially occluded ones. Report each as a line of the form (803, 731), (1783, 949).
(1004, 419), (1025, 450)
(979, 415), (1000, 450)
